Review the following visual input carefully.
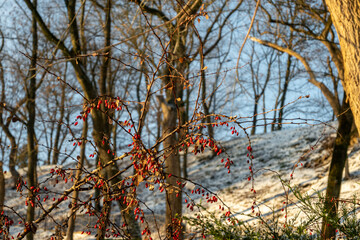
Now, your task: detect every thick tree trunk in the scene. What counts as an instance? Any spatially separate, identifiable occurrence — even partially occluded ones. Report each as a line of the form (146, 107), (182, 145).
(325, 0), (360, 134)
(321, 97), (353, 239)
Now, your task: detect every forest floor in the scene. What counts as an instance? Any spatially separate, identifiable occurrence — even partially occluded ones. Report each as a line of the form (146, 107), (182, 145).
(4, 122), (360, 239)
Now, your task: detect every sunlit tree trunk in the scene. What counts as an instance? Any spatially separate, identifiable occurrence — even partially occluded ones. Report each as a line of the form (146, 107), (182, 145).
(325, 0), (360, 133)
(322, 2), (360, 238)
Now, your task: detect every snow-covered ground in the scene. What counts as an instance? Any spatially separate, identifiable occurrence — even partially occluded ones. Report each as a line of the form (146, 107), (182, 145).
(3, 122), (360, 239)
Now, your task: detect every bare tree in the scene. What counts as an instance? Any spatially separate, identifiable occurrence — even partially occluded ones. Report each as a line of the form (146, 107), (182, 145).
(25, 1), (39, 239)
(22, 0), (141, 238)
(251, 1), (354, 238)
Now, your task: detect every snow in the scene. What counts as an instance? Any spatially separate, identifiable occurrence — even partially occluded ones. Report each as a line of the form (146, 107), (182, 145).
(3, 122), (360, 239)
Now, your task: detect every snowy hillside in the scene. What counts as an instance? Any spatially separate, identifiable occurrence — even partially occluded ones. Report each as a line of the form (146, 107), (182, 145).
(3, 123), (360, 239)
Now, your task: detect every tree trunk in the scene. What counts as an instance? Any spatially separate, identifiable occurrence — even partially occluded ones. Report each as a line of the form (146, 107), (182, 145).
(0, 62), (20, 188)
(325, 0), (360, 134)
(277, 54), (292, 130)
(0, 161), (4, 236)
(0, 126), (20, 188)
(182, 88), (190, 179)
(65, 117), (87, 240)
(52, 74), (66, 165)
(251, 97), (259, 135)
(158, 95), (182, 239)
(344, 159), (350, 180)
(200, 54), (214, 140)
(26, 1), (38, 239)
(0, 161), (4, 213)
(321, 96), (353, 239)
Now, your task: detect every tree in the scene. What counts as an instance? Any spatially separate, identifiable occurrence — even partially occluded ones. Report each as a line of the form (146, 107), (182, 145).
(65, 114), (88, 240)
(22, 0), (142, 238)
(0, 30), (21, 188)
(4, 0), (359, 239)
(322, 1), (360, 238)
(251, 1), (355, 238)
(25, 1), (39, 239)
(324, 0), (360, 133)
(246, 41), (275, 135)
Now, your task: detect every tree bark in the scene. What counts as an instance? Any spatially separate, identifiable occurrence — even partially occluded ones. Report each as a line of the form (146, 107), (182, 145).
(157, 94), (182, 239)
(321, 96), (353, 239)
(325, 0), (360, 133)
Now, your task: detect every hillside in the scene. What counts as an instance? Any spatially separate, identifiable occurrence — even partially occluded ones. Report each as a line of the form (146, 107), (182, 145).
(3, 123), (360, 239)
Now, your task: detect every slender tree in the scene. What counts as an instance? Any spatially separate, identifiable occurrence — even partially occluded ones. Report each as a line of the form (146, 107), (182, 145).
(65, 116), (88, 240)
(25, 1), (38, 239)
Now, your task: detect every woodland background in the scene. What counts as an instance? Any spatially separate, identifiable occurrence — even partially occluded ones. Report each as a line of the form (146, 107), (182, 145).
(0, 0), (359, 239)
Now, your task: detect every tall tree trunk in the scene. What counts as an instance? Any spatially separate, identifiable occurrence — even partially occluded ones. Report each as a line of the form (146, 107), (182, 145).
(321, 96), (353, 239)
(158, 94), (182, 239)
(325, 0), (360, 134)
(65, 117), (87, 240)
(26, 1), (38, 238)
